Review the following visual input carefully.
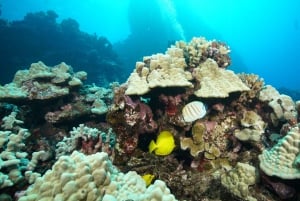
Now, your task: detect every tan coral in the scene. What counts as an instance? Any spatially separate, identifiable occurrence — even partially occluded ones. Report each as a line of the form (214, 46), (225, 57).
(180, 121), (205, 157)
(258, 85), (280, 102)
(0, 61), (87, 102)
(269, 94), (297, 121)
(238, 73), (264, 103)
(221, 162), (258, 201)
(180, 120), (226, 160)
(0, 129), (31, 188)
(193, 59), (249, 98)
(18, 151), (177, 201)
(175, 37), (231, 68)
(125, 47), (193, 95)
(258, 126), (300, 179)
(259, 85), (297, 125)
(234, 128), (262, 142)
(240, 111), (265, 132)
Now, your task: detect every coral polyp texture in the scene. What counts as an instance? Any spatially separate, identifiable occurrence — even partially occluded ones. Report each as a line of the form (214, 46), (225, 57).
(259, 125), (300, 179)
(221, 162), (258, 201)
(18, 151), (177, 201)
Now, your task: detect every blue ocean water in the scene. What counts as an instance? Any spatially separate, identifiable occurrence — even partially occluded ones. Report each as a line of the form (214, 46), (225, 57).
(1, 0), (299, 92)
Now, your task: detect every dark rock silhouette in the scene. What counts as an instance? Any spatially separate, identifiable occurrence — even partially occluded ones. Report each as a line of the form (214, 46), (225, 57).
(0, 10), (125, 86)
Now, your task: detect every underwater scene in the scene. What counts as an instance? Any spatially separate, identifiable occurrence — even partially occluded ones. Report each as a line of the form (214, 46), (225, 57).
(0, 0), (299, 200)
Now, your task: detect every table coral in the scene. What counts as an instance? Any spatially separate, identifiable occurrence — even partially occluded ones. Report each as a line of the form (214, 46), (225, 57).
(0, 61), (87, 102)
(125, 37), (235, 97)
(193, 59), (250, 98)
(125, 47), (193, 95)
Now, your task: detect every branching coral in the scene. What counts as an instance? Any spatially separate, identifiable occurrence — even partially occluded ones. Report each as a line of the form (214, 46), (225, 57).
(175, 37), (231, 68)
(55, 124), (116, 159)
(0, 128), (30, 188)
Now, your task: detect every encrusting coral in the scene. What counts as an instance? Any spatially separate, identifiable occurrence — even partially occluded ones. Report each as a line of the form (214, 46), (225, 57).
(221, 162), (258, 201)
(234, 111), (266, 142)
(259, 85), (297, 126)
(259, 125), (300, 179)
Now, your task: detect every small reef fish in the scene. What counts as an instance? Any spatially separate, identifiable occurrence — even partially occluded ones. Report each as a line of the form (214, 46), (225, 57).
(182, 101), (207, 123)
(149, 130), (175, 156)
(142, 174), (155, 186)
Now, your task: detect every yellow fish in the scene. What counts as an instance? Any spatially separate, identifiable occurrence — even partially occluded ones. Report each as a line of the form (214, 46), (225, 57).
(149, 131), (175, 156)
(142, 174), (155, 186)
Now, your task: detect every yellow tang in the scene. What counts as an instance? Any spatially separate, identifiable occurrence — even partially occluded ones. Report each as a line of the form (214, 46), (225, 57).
(142, 174), (155, 186)
(149, 131), (175, 156)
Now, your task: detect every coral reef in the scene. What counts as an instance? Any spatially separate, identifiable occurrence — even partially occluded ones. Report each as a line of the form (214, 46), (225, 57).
(0, 36), (299, 201)
(1, 111), (24, 130)
(125, 37), (235, 97)
(234, 111), (266, 142)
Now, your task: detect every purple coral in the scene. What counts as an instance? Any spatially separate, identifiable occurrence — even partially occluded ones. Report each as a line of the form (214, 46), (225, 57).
(158, 94), (183, 116)
(124, 95), (157, 133)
